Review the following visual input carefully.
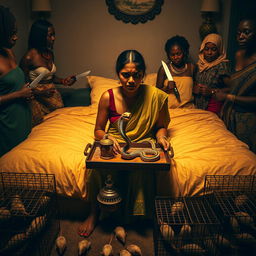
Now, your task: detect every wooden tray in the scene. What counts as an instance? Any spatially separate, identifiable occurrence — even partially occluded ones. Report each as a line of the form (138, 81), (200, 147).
(84, 141), (172, 171)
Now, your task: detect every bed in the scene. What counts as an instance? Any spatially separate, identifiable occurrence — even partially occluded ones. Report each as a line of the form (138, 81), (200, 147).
(0, 74), (255, 200)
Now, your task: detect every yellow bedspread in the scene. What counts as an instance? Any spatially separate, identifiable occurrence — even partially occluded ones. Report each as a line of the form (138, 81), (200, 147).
(0, 106), (97, 199)
(0, 106), (255, 199)
(158, 108), (256, 197)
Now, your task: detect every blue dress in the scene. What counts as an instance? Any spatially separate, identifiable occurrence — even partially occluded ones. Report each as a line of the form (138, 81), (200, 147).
(0, 67), (31, 157)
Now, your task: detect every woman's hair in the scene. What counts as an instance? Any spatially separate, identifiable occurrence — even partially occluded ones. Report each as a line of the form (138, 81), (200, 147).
(116, 50), (146, 75)
(0, 5), (16, 49)
(164, 35), (190, 61)
(28, 19), (53, 52)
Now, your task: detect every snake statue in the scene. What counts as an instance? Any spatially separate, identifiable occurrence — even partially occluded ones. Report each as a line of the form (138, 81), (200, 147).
(117, 112), (160, 162)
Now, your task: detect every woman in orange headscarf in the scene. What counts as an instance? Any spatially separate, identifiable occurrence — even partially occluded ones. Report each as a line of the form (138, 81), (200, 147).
(194, 33), (230, 115)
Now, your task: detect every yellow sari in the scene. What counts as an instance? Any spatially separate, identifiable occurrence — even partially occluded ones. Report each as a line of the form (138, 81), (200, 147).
(86, 84), (169, 221)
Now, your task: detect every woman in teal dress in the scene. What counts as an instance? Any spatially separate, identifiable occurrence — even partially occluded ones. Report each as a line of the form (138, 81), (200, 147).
(0, 6), (33, 157)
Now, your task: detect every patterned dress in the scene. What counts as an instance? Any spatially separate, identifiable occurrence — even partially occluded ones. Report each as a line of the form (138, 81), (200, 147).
(221, 61), (256, 153)
(194, 62), (230, 111)
(29, 64), (63, 126)
(0, 67), (31, 157)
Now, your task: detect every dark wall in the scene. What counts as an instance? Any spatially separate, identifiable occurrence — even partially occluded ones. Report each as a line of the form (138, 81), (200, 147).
(227, 0), (256, 68)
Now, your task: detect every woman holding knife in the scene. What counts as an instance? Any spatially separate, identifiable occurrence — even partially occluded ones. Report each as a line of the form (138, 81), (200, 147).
(20, 19), (76, 126)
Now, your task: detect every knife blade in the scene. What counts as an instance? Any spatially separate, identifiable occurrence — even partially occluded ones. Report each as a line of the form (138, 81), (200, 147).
(28, 70), (48, 88)
(75, 70), (91, 81)
(161, 60), (181, 103)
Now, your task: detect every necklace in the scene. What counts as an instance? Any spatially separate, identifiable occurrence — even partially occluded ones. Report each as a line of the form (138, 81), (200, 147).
(169, 63), (188, 75)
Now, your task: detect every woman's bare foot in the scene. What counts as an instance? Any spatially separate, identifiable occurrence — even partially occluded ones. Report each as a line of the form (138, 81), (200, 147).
(78, 207), (99, 237)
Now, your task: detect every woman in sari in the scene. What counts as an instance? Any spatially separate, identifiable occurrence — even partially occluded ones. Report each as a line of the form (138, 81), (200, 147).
(78, 50), (170, 237)
(217, 18), (256, 153)
(20, 19), (76, 126)
(194, 33), (230, 115)
(0, 6), (33, 157)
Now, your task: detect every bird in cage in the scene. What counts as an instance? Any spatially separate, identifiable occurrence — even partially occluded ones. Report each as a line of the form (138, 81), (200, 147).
(0, 207), (11, 222)
(1, 232), (28, 252)
(234, 194), (249, 208)
(235, 233), (256, 246)
(178, 224), (192, 238)
(170, 201), (184, 216)
(179, 243), (206, 255)
(234, 211), (256, 232)
(159, 221), (175, 240)
(10, 194), (28, 215)
(26, 215), (46, 236)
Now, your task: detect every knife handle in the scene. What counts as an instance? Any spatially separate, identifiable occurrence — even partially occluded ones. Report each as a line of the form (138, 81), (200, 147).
(173, 86), (181, 103)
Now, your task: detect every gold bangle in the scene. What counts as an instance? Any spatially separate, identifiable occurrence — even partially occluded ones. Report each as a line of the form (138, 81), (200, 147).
(226, 94), (236, 102)
(157, 136), (168, 141)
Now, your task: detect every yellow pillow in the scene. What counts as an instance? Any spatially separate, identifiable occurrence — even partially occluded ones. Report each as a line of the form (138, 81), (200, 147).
(87, 76), (119, 105)
(88, 73), (157, 106)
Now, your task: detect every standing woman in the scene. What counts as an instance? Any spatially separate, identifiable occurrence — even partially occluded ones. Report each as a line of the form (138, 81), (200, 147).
(156, 35), (195, 108)
(20, 19), (76, 126)
(0, 6), (33, 157)
(78, 50), (170, 237)
(217, 18), (256, 153)
(194, 33), (230, 115)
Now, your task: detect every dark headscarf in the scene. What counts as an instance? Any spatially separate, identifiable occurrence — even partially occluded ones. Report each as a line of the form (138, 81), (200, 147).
(0, 5), (16, 49)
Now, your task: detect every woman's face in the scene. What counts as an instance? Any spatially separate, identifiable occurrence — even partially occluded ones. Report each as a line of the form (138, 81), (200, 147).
(47, 26), (55, 49)
(119, 62), (143, 94)
(7, 23), (18, 48)
(168, 45), (184, 66)
(237, 20), (255, 48)
(203, 42), (219, 63)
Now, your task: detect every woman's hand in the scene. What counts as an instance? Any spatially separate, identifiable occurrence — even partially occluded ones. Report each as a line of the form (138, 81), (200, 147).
(193, 83), (201, 94)
(62, 75), (76, 86)
(157, 136), (170, 151)
(198, 84), (213, 96)
(214, 89), (228, 101)
(108, 135), (122, 154)
(165, 81), (176, 94)
(18, 84), (34, 100)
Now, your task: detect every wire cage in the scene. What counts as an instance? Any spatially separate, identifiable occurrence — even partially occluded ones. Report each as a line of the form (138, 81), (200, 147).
(0, 172), (60, 256)
(154, 196), (221, 256)
(204, 175), (256, 255)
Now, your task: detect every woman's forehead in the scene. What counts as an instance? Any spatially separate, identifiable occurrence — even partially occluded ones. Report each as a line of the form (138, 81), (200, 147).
(122, 62), (137, 70)
(239, 20), (255, 30)
(205, 42), (217, 48)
